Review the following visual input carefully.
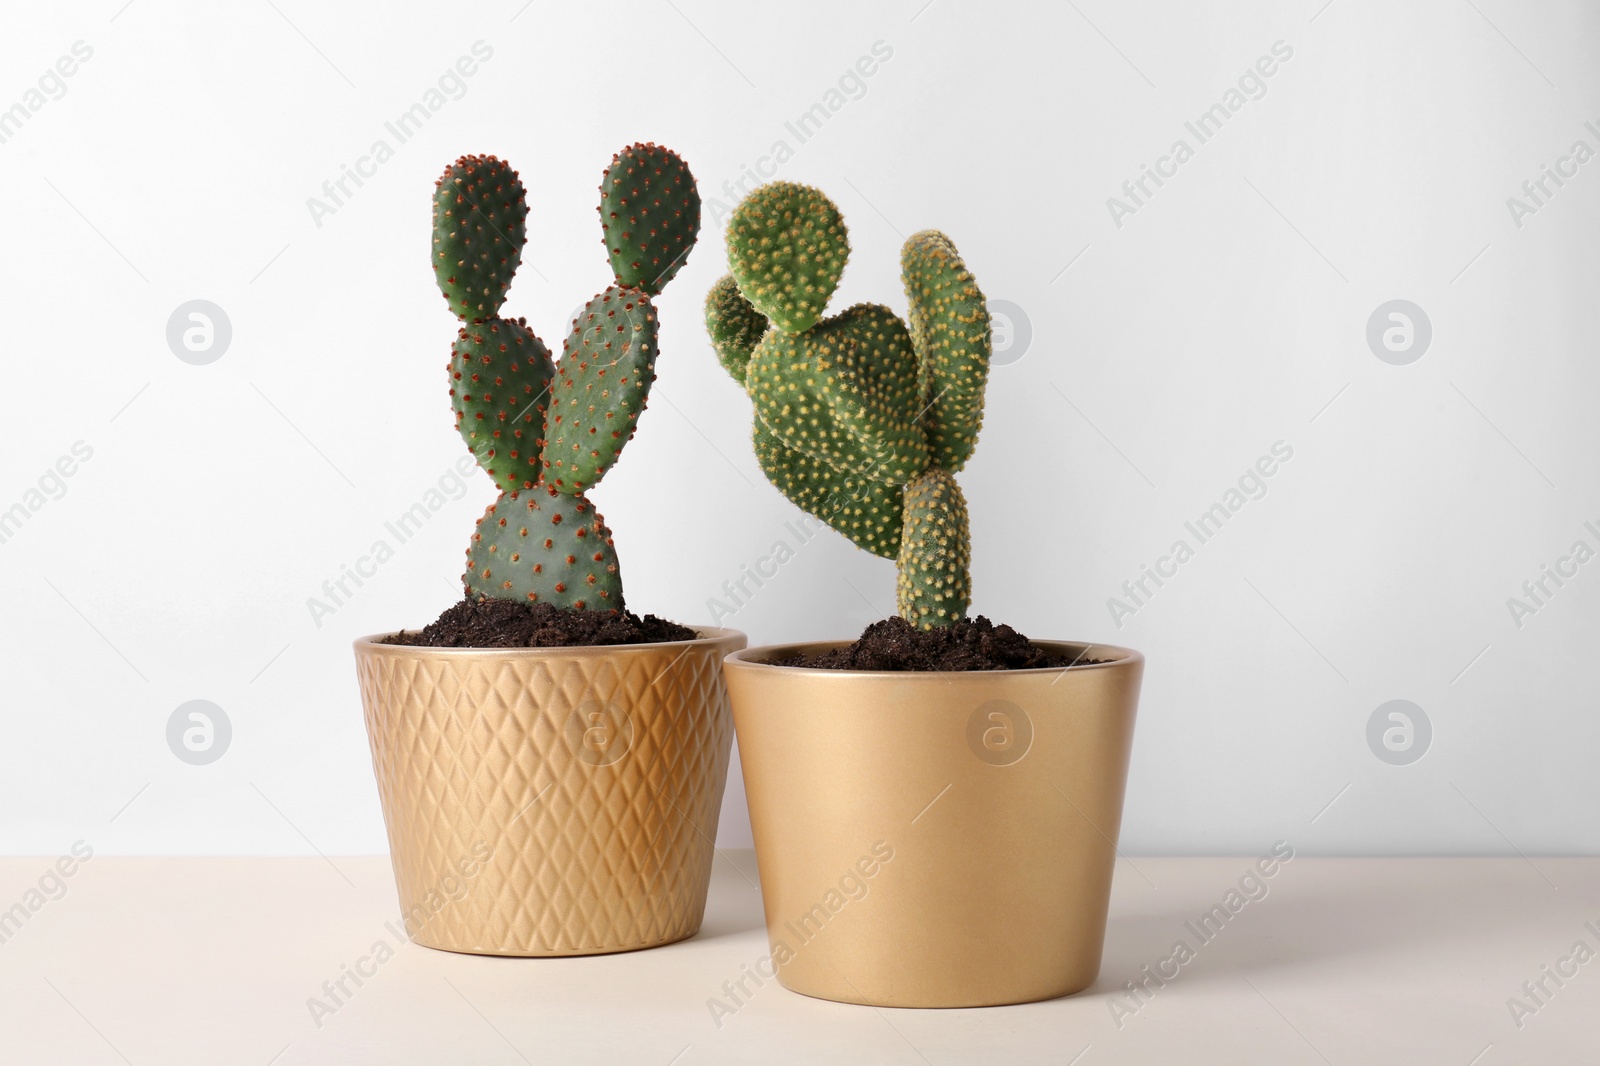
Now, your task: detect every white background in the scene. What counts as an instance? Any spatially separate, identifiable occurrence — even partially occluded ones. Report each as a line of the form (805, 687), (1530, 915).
(2, 0), (1597, 858)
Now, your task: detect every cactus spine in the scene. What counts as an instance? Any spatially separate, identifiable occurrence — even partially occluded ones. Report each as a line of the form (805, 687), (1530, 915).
(434, 147), (700, 610)
(707, 182), (992, 629)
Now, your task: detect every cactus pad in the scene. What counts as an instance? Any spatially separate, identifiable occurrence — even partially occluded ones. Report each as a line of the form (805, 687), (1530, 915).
(432, 155), (528, 322)
(902, 230), (992, 472)
(599, 143), (701, 295)
(745, 327), (879, 481)
(705, 274), (768, 383)
(753, 422), (902, 558)
(896, 469), (971, 629)
(745, 309), (927, 484)
(464, 488), (623, 610)
(825, 302), (922, 428)
(543, 286), (658, 494)
(726, 182), (848, 334)
(449, 316), (555, 495)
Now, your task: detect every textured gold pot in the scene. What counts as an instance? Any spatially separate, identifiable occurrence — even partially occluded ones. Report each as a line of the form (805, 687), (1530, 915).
(725, 640), (1142, 1007)
(354, 627), (744, 956)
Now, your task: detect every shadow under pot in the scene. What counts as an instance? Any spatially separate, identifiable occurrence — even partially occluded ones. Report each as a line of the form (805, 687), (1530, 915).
(354, 627), (745, 956)
(724, 639), (1142, 1007)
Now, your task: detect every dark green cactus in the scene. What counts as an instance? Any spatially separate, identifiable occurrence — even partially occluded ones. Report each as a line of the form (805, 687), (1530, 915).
(449, 316), (553, 495)
(464, 487), (622, 610)
(543, 286), (659, 494)
(600, 143), (701, 294)
(707, 183), (992, 629)
(432, 155), (529, 322)
(434, 145), (700, 611)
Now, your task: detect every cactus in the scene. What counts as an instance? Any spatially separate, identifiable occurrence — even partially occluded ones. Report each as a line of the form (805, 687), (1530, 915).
(449, 316), (552, 495)
(707, 181), (991, 629)
(725, 182), (849, 333)
(704, 274), (766, 382)
(599, 143), (701, 294)
(432, 155), (528, 322)
(434, 145), (700, 610)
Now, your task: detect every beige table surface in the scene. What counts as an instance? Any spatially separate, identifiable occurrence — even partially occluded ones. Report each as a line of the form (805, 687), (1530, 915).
(0, 852), (1594, 1065)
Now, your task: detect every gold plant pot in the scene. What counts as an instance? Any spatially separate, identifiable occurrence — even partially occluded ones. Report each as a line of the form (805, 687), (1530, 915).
(725, 640), (1142, 1007)
(354, 627), (745, 956)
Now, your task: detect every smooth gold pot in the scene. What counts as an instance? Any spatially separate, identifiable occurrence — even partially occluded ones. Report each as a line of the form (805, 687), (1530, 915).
(725, 640), (1142, 1007)
(354, 627), (744, 956)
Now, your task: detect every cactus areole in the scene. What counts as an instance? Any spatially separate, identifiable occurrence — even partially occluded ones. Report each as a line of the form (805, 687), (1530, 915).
(707, 182), (993, 630)
(434, 147), (701, 612)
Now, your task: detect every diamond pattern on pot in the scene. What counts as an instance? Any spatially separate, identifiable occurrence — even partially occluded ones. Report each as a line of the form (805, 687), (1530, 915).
(355, 636), (736, 956)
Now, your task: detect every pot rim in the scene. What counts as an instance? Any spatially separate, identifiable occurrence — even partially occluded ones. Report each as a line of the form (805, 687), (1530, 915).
(353, 625), (745, 658)
(724, 638), (1142, 677)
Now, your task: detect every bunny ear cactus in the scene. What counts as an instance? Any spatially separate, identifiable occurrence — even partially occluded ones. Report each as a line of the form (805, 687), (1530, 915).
(707, 181), (991, 629)
(725, 183), (848, 333)
(599, 143), (701, 294)
(434, 144), (700, 611)
(432, 155), (528, 322)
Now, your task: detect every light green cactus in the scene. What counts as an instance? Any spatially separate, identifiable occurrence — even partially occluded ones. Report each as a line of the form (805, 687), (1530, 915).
(434, 146), (700, 610)
(706, 181), (992, 629)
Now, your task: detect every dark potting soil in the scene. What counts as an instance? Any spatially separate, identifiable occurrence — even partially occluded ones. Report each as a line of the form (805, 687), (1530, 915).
(382, 598), (697, 649)
(780, 615), (1106, 672)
